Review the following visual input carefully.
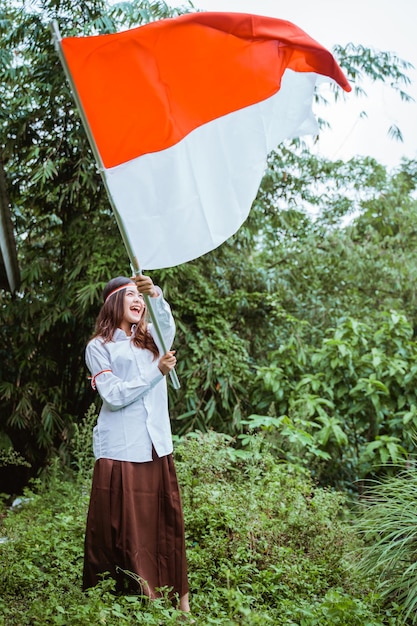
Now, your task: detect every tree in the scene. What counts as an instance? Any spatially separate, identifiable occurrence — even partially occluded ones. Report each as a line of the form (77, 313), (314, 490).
(244, 155), (417, 486)
(253, 152), (417, 334)
(0, 155), (20, 292)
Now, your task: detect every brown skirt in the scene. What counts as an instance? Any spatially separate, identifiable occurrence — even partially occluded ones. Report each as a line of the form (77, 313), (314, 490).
(82, 451), (188, 599)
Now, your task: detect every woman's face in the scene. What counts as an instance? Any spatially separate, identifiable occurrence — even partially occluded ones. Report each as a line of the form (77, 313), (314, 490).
(120, 286), (145, 333)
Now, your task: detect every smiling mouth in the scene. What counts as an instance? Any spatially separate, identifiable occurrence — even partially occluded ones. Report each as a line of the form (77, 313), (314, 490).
(130, 306), (142, 313)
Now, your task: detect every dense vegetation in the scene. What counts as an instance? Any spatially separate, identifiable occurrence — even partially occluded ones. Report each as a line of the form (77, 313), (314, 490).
(1, 0), (417, 623)
(0, 422), (408, 625)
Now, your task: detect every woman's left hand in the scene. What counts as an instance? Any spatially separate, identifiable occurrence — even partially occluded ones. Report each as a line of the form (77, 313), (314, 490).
(158, 351), (177, 375)
(132, 274), (158, 297)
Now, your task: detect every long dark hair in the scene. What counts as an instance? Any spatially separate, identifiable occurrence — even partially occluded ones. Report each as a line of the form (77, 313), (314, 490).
(91, 276), (159, 358)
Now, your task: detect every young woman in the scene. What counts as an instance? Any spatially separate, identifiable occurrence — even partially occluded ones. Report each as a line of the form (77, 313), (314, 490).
(83, 274), (189, 613)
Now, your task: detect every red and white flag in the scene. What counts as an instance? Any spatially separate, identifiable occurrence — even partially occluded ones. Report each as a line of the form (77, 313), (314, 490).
(60, 12), (351, 270)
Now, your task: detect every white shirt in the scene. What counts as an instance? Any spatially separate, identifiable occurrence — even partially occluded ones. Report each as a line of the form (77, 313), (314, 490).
(85, 288), (175, 463)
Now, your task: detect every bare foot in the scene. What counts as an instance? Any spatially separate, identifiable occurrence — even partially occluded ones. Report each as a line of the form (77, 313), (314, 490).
(179, 592), (190, 612)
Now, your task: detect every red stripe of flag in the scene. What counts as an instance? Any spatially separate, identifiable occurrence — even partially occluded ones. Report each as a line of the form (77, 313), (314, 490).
(61, 12), (351, 169)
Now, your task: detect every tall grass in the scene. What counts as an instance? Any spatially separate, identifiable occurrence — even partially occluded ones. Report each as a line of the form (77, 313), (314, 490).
(355, 467), (417, 624)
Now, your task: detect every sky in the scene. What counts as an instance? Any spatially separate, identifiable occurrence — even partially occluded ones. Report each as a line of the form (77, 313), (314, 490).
(174, 0), (417, 169)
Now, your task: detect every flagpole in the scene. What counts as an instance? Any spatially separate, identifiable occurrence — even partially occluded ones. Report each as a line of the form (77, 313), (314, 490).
(50, 20), (180, 390)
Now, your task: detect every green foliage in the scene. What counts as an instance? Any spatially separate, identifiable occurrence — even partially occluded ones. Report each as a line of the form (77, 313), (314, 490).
(355, 467), (417, 624)
(0, 448), (31, 469)
(248, 310), (417, 487)
(68, 403), (97, 479)
(254, 152), (417, 334)
(161, 262), (254, 434)
(333, 43), (414, 104)
(0, 431), (401, 625)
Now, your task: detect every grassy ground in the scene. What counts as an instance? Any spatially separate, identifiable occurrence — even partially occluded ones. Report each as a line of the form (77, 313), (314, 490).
(0, 430), (403, 625)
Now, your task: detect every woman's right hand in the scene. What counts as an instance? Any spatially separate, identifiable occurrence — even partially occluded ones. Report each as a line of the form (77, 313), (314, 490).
(158, 351), (177, 375)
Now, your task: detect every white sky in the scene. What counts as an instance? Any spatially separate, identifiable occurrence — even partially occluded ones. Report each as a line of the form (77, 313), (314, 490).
(175, 0), (417, 168)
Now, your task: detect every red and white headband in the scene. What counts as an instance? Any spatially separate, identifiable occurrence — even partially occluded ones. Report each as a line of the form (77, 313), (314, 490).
(105, 282), (136, 304)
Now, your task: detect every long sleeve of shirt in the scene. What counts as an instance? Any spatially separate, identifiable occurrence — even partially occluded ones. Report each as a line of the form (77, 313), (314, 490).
(85, 338), (164, 411)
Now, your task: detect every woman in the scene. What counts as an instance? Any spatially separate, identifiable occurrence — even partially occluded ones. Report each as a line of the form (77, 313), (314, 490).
(83, 274), (189, 613)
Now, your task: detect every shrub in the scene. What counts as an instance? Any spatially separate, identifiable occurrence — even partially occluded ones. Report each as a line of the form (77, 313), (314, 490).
(249, 311), (417, 489)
